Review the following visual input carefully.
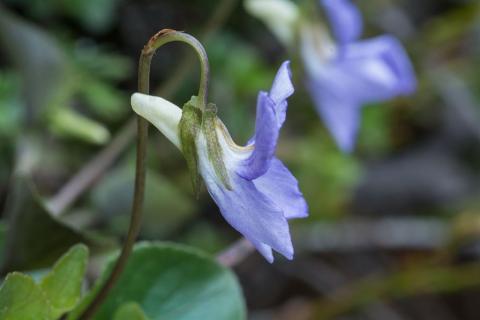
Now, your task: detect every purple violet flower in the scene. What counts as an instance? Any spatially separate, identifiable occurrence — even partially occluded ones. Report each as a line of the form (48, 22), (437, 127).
(131, 61), (308, 262)
(301, 0), (417, 152)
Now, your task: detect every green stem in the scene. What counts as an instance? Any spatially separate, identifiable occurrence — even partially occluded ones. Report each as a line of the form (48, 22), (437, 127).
(77, 29), (210, 319)
(144, 29), (210, 109)
(77, 49), (152, 320)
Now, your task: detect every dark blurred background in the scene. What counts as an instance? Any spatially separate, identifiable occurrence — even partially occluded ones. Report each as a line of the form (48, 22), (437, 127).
(1, 0), (480, 319)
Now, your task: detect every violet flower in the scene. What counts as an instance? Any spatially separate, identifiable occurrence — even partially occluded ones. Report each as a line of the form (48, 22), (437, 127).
(131, 61), (308, 262)
(245, 0), (416, 152)
(301, 0), (417, 152)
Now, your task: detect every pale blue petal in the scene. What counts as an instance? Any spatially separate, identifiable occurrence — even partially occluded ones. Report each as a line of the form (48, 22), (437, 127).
(249, 239), (274, 263)
(195, 60), (304, 262)
(342, 35), (417, 99)
(321, 0), (363, 45)
(306, 35), (416, 152)
(269, 60), (294, 127)
(254, 158), (308, 219)
(237, 61), (294, 180)
(307, 78), (361, 153)
(237, 92), (278, 180)
(311, 36), (415, 105)
(204, 170), (294, 262)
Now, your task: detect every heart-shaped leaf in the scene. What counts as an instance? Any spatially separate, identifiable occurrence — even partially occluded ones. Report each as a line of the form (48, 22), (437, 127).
(1, 177), (104, 272)
(71, 242), (246, 320)
(113, 302), (150, 320)
(0, 244), (89, 320)
(0, 272), (52, 320)
(40, 244), (89, 318)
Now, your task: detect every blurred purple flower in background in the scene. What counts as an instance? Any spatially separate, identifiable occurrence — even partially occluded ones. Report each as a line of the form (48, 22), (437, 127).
(132, 62), (308, 262)
(246, 0), (417, 152)
(301, 0), (417, 152)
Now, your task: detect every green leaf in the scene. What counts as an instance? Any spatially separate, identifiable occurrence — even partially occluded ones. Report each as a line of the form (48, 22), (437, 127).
(39, 244), (89, 318)
(1, 177), (99, 271)
(0, 244), (90, 320)
(0, 272), (52, 320)
(113, 302), (150, 320)
(49, 108), (111, 145)
(71, 242), (246, 320)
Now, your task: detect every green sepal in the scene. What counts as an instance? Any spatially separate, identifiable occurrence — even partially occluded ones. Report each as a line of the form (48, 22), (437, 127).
(202, 103), (232, 190)
(178, 96), (203, 197)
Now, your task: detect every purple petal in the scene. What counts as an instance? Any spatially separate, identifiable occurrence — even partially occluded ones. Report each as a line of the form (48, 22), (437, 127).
(237, 61), (294, 180)
(321, 0), (363, 45)
(307, 78), (361, 153)
(342, 35), (417, 98)
(237, 92), (278, 180)
(204, 171), (294, 262)
(254, 158), (308, 219)
(250, 240), (274, 263)
(305, 35), (416, 152)
(269, 61), (294, 128)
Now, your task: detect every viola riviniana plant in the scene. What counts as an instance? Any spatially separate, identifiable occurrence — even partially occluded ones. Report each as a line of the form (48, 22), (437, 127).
(131, 61), (308, 262)
(246, 0), (417, 152)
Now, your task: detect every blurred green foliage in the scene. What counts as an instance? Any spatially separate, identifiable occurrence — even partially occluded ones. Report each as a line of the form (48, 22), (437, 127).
(91, 159), (196, 239)
(0, 71), (21, 139)
(0, 0), (480, 319)
(4, 0), (121, 33)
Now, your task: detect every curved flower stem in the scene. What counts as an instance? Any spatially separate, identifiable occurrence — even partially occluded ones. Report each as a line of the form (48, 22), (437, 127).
(77, 30), (210, 320)
(144, 29), (210, 109)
